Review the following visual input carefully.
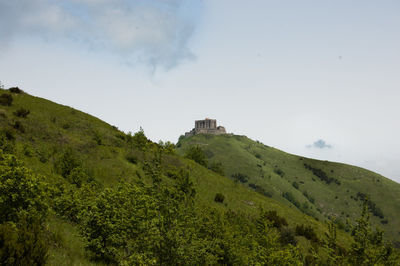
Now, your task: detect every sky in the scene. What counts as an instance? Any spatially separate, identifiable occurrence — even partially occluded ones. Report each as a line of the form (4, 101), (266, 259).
(0, 0), (399, 183)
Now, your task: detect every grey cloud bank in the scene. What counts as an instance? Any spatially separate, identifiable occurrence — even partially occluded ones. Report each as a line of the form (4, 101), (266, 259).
(0, 0), (201, 70)
(307, 139), (332, 149)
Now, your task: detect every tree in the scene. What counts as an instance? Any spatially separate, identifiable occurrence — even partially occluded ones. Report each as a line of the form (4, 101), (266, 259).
(348, 201), (399, 265)
(0, 152), (49, 224)
(0, 151), (50, 265)
(184, 145), (208, 167)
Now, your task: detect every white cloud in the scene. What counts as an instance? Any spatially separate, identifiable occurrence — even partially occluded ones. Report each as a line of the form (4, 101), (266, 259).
(0, 0), (201, 70)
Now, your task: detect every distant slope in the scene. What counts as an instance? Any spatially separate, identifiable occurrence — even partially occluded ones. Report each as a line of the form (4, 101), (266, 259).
(177, 134), (400, 243)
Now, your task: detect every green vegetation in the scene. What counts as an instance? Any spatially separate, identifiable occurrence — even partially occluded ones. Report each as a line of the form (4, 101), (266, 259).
(177, 133), (400, 244)
(0, 87), (399, 264)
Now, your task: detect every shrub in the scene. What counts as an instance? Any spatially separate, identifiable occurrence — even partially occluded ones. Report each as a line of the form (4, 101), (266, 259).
(282, 192), (300, 208)
(303, 191), (315, 204)
(232, 173), (248, 183)
(0, 94), (13, 106)
(13, 108), (30, 118)
(13, 121), (25, 133)
(274, 168), (285, 177)
(356, 192), (384, 219)
(280, 227), (297, 246)
(214, 193), (225, 203)
(127, 128), (149, 151)
(0, 152), (50, 224)
(304, 163), (340, 185)
(208, 161), (224, 176)
(126, 152), (138, 164)
(292, 181), (299, 189)
(54, 148), (82, 178)
(249, 183), (273, 197)
(8, 87), (23, 94)
(0, 218), (48, 265)
(67, 167), (89, 187)
(184, 146), (208, 167)
(295, 225), (319, 242)
(0, 109), (6, 118)
(261, 210), (288, 229)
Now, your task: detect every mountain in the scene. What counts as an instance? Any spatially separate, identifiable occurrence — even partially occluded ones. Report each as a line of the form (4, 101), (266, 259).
(176, 133), (400, 243)
(0, 88), (398, 265)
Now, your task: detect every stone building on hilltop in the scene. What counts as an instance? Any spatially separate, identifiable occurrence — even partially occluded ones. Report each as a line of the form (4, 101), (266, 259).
(185, 118), (226, 137)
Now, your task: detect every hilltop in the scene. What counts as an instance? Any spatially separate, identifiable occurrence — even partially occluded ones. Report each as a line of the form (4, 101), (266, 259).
(0, 88), (399, 265)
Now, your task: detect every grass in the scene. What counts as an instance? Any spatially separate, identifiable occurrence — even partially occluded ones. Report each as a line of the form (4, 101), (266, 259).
(177, 133), (400, 243)
(1, 88), (392, 262)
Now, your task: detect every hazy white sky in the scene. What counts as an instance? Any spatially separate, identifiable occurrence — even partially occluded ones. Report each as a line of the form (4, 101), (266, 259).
(0, 0), (399, 183)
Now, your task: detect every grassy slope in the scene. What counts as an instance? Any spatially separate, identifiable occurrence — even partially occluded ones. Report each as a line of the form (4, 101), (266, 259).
(0, 89), (375, 263)
(177, 134), (400, 243)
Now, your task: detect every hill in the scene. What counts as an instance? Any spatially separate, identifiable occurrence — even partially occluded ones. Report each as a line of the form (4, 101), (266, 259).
(176, 133), (400, 244)
(0, 87), (399, 265)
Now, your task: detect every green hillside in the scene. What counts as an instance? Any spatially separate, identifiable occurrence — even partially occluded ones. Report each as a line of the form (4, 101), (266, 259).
(177, 133), (400, 244)
(0, 88), (399, 265)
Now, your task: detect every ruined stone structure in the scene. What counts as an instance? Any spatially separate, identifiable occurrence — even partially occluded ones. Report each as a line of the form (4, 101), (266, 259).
(185, 118), (226, 137)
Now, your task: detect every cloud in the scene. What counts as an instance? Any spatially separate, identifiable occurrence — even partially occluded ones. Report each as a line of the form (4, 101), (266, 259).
(307, 139), (332, 149)
(0, 0), (202, 70)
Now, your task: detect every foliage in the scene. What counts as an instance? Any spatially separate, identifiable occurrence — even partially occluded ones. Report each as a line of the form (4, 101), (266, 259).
(292, 181), (299, 189)
(13, 108), (30, 118)
(302, 190), (315, 204)
(232, 172), (248, 183)
(282, 191), (300, 208)
(13, 121), (24, 133)
(54, 148), (82, 179)
(0, 218), (48, 266)
(356, 192), (384, 219)
(249, 183), (273, 197)
(0, 152), (49, 224)
(184, 145), (208, 167)
(348, 202), (399, 265)
(0, 93), (13, 106)
(295, 224), (319, 243)
(208, 161), (225, 176)
(304, 163), (341, 185)
(8, 87), (23, 94)
(260, 210), (288, 229)
(0, 151), (50, 265)
(274, 167), (285, 177)
(214, 193), (225, 203)
(127, 128), (149, 151)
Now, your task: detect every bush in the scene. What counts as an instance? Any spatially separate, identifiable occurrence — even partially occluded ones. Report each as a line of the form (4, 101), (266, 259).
(184, 146), (208, 167)
(0, 219), (48, 266)
(214, 193), (225, 203)
(0, 94), (13, 106)
(232, 173), (248, 183)
(282, 192), (300, 208)
(0, 152), (50, 224)
(126, 151), (138, 164)
(13, 121), (25, 133)
(274, 168), (285, 177)
(13, 108), (30, 118)
(303, 191), (315, 204)
(295, 225), (319, 242)
(292, 181), (299, 189)
(249, 183), (273, 197)
(54, 148), (82, 178)
(304, 163), (340, 185)
(208, 161), (224, 176)
(8, 87), (23, 94)
(261, 210), (288, 229)
(280, 227), (297, 246)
